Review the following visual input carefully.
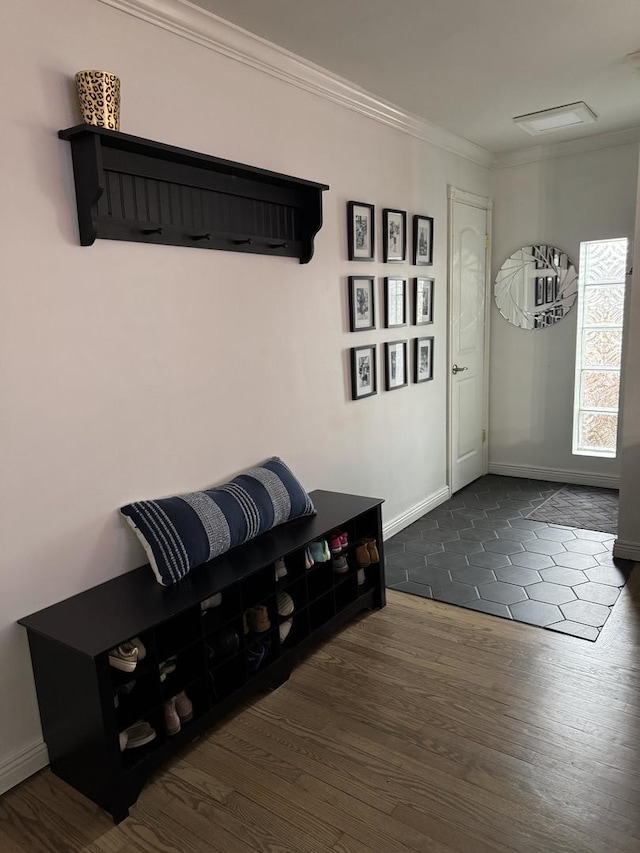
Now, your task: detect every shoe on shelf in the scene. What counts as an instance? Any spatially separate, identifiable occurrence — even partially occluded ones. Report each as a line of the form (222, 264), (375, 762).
(176, 690), (193, 723)
(247, 604), (271, 633)
(279, 618), (293, 644)
(363, 537), (379, 563)
(247, 637), (271, 672)
(309, 540), (329, 563)
(332, 554), (349, 574)
(159, 655), (177, 682)
(357, 568), (366, 586)
(209, 627), (240, 661)
(164, 697), (181, 736)
(123, 720), (156, 748)
(274, 558), (288, 581)
(131, 637), (146, 661)
(200, 592), (222, 611)
(277, 591), (294, 618)
(304, 546), (314, 570)
(329, 531), (343, 554)
(109, 642), (138, 672)
(356, 543), (371, 568)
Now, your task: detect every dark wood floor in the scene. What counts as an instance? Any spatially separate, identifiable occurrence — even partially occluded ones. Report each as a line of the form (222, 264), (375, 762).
(2, 569), (640, 853)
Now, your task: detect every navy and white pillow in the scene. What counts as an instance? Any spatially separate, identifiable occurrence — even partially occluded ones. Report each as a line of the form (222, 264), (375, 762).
(120, 457), (316, 586)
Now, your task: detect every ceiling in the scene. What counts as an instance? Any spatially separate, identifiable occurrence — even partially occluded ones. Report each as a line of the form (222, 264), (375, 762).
(191, 0), (640, 153)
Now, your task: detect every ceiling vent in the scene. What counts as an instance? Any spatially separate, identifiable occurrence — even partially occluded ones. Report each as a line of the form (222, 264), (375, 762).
(513, 102), (598, 136)
(628, 50), (640, 71)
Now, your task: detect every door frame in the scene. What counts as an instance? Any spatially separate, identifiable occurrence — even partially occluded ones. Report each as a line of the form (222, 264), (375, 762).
(446, 186), (493, 493)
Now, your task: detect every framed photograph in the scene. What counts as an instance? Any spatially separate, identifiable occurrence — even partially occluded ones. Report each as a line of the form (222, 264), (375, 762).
(350, 344), (377, 400)
(384, 277), (407, 328)
(347, 201), (375, 261)
(384, 340), (408, 391)
(413, 215), (434, 265)
(348, 276), (375, 332)
(414, 336), (434, 383)
(383, 208), (406, 262)
(414, 277), (434, 325)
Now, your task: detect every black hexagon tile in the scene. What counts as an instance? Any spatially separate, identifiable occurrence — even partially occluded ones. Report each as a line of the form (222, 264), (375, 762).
(526, 582), (576, 605)
(510, 600), (563, 626)
(451, 566), (496, 586)
(468, 552), (511, 570)
(405, 540), (445, 556)
(443, 539), (484, 555)
(408, 566), (451, 586)
(510, 552), (555, 570)
(480, 582), (528, 605)
(384, 474), (631, 642)
(495, 566), (542, 585)
(575, 582), (620, 606)
(483, 539), (526, 555)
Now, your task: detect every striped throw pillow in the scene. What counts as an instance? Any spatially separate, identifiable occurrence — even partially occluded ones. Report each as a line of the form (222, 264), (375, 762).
(120, 457), (316, 586)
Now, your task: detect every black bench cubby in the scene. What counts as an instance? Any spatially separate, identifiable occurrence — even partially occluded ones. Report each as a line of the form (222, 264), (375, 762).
(19, 490), (385, 823)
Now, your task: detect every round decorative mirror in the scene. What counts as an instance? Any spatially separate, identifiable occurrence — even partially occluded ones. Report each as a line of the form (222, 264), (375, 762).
(494, 245), (578, 329)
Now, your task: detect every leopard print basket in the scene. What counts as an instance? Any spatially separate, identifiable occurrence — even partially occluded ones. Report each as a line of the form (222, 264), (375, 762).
(75, 70), (120, 131)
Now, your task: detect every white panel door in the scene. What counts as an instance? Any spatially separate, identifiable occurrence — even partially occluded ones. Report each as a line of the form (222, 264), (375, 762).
(449, 194), (489, 494)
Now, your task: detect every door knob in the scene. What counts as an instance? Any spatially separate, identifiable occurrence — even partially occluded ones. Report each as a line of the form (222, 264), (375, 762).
(452, 364), (468, 374)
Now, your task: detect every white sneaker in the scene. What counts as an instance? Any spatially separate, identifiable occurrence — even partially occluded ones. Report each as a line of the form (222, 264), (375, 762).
(123, 721), (156, 749)
(131, 636), (146, 661)
(200, 592), (222, 611)
(279, 619), (293, 643)
(277, 591), (294, 617)
(274, 558), (288, 581)
(109, 642), (138, 672)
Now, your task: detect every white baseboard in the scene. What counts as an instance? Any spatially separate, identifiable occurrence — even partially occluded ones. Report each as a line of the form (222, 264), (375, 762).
(383, 486), (451, 540)
(488, 463), (619, 490)
(0, 740), (48, 795)
(612, 539), (640, 562)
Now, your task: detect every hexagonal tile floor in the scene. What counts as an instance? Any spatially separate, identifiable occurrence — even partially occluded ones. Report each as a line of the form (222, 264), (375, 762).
(386, 475), (632, 641)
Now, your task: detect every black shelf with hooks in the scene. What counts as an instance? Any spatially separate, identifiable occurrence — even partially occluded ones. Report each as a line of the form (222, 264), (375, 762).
(58, 125), (329, 263)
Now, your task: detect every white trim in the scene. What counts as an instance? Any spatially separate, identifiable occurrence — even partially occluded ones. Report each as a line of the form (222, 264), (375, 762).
(383, 486), (450, 540)
(493, 127), (640, 169)
(612, 538), (640, 562)
(0, 740), (48, 795)
(95, 0), (493, 168)
(447, 187), (493, 210)
(447, 190), (492, 494)
(488, 462), (619, 490)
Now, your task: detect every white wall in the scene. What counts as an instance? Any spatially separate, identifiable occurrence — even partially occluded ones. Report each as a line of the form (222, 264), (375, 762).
(489, 145), (639, 485)
(616, 150), (640, 558)
(0, 0), (488, 787)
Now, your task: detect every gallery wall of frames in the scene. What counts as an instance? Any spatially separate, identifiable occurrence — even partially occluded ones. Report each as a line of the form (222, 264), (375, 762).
(346, 201), (436, 401)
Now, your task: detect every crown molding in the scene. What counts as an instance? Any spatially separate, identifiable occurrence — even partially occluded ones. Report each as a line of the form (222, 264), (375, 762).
(493, 126), (640, 169)
(96, 0), (492, 168)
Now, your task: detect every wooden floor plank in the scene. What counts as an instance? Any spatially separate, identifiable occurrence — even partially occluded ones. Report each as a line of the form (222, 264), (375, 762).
(3, 571), (640, 853)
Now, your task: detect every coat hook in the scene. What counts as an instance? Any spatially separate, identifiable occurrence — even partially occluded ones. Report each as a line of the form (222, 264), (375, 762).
(191, 233), (211, 241)
(232, 238), (252, 245)
(269, 242), (288, 249)
(141, 227), (163, 235)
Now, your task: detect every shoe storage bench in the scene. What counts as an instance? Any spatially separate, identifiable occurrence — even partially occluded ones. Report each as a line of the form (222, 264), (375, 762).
(19, 490), (385, 823)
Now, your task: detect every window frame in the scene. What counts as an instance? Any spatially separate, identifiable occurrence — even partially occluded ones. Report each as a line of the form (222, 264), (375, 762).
(572, 238), (628, 458)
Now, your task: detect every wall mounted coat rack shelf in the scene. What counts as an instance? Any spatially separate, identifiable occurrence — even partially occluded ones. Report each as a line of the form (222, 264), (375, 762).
(59, 125), (329, 263)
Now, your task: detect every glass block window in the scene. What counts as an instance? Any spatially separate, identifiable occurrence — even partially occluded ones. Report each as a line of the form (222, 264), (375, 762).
(572, 238), (628, 457)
